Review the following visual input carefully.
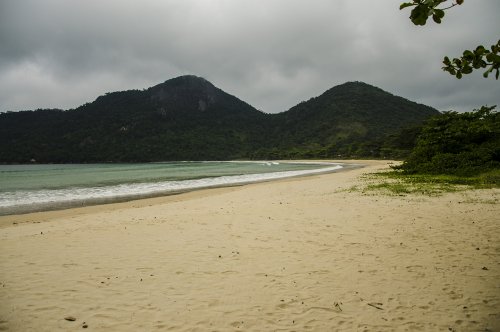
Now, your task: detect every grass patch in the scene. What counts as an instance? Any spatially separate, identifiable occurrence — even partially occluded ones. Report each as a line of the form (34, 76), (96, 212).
(355, 169), (500, 196)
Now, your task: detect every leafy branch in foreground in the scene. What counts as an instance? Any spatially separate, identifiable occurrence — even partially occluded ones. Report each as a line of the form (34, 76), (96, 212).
(400, 0), (464, 25)
(400, 0), (500, 80)
(443, 41), (500, 80)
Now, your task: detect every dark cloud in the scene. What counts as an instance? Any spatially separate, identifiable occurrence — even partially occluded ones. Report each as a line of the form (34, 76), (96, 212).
(1, 0), (499, 113)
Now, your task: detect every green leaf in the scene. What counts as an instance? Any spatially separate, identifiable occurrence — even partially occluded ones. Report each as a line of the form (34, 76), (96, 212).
(462, 65), (473, 74)
(483, 66), (495, 79)
(475, 45), (486, 54)
(400, 2), (415, 10)
(463, 50), (473, 57)
(485, 53), (498, 63)
(486, 53), (500, 63)
(434, 9), (445, 18)
(463, 50), (474, 61)
(410, 5), (430, 25)
(447, 67), (456, 76)
(472, 60), (486, 69)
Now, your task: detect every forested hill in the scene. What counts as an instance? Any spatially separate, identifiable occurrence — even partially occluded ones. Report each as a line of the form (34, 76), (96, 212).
(0, 76), (269, 162)
(261, 81), (440, 158)
(0, 76), (440, 162)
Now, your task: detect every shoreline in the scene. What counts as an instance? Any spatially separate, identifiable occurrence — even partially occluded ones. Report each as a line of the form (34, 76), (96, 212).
(1, 159), (498, 331)
(0, 160), (363, 218)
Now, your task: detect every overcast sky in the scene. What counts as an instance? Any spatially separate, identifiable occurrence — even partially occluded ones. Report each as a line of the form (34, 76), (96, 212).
(1, 0), (498, 114)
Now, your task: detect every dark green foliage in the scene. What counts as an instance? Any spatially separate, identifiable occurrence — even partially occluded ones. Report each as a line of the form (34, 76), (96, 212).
(443, 41), (500, 80)
(0, 76), (439, 163)
(400, 0), (463, 26)
(397, 106), (500, 176)
(380, 124), (426, 159)
(263, 82), (439, 159)
(0, 76), (269, 163)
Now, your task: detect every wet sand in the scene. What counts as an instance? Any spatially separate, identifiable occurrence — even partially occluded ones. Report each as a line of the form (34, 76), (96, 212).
(0, 160), (499, 331)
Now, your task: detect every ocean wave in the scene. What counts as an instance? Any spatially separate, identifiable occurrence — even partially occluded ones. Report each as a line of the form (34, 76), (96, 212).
(0, 164), (343, 215)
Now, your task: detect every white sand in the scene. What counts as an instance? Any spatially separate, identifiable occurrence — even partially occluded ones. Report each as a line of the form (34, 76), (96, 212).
(0, 160), (499, 331)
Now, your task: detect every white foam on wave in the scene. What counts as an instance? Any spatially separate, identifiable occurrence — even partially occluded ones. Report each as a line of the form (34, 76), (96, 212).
(0, 163), (343, 214)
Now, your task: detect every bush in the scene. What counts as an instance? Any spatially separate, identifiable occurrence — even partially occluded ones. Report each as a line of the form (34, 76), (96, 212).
(397, 106), (500, 176)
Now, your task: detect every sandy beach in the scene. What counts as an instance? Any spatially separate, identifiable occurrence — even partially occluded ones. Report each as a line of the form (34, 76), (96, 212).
(0, 160), (498, 331)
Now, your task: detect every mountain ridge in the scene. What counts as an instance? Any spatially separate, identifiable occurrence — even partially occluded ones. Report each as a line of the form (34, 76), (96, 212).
(0, 75), (440, 162)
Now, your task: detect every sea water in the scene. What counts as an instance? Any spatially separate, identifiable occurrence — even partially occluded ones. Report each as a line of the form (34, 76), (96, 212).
(0, 161), (344, 215)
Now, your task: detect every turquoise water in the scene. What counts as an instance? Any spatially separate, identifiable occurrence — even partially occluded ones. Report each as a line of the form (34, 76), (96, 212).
(0, 161), (344, 215)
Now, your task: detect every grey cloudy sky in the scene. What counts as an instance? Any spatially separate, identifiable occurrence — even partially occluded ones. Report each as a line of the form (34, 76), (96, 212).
(0, 0), (498, 114)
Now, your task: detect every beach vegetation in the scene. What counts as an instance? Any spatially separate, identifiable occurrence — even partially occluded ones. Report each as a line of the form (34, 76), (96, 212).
(394, 106), (499, 178)
(390, 1), (500, 194)
(351, 168), (500, 197)
(374, 106), (500, 194)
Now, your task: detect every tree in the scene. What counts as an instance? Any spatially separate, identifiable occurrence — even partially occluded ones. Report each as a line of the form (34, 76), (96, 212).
(397, 1), (499, 178)
(400, 0), (500, 80)
(396, 106), (499, 176)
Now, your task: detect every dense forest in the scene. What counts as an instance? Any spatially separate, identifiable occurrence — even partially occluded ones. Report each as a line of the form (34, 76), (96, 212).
(0, 75), (440, 163)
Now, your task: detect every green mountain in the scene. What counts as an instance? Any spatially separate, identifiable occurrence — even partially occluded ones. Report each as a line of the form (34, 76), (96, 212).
(258, 81), (440, 159)
(0, 76), (269, 162)
(0, 76), (440, 163)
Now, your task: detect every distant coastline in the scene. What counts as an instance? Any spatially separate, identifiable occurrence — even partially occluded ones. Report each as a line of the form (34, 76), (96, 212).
(0, 161), (362, 216)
